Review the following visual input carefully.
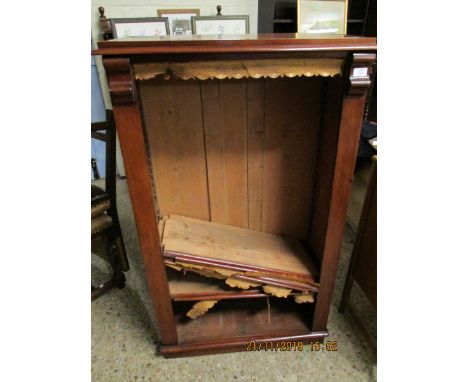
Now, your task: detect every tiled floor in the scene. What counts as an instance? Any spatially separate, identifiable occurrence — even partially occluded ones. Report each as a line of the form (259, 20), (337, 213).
(92, 178), (377, 381)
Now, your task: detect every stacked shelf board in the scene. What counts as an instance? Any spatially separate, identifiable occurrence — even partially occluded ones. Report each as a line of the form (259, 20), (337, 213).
(160, 215), (319, 291)
(163, 262), (317, 357)
(167, 267), (316, 320)
(159, 215), (322, 355)
(167, 268), (314, 302)
(167, 268), (270, 301)
(161, 214), (319, 299)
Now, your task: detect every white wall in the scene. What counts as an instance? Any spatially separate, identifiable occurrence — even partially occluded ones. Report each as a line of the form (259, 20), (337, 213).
(91, 1), (258, 107)
(91, 0), (258, 40)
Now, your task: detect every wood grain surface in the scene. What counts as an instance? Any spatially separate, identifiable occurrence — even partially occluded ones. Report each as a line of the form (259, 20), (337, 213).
(139, 76), (323, 239)
(167, 268), (281, 301)
(262, 77), (322, 239)
(112, 104), (178, 345)
(162, 214), (317, 277)
(139, 79), (210, 220)
(94, 34), (376, 56)
(200, 79), (248, 228)
(172, 298), (314, 345)
(100, 40), (377, 356)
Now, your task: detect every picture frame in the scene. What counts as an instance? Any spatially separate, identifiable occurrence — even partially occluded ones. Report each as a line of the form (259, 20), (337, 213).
(297, 0), (348, 35)
(157, 9), (200, 35)
(110, 17), (170, 38)
(192, 15), (250, 35)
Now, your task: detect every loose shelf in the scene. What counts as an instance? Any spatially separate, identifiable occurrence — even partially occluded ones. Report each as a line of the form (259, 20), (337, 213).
(167, 266), (317, 320)
(168, 268), (273, 302)
(167, 267), (314, 302)
(160, 214), (320, 300)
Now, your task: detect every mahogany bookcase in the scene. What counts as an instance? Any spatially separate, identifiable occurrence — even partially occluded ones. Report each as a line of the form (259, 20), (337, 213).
(93, 34), (376, 357)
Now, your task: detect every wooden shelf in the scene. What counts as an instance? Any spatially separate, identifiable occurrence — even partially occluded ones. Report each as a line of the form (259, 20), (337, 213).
(172, 298), (313, 345)
(167, 268), (311, 301)
(161, 214), (319, 284)
(167, 268), (269, 301)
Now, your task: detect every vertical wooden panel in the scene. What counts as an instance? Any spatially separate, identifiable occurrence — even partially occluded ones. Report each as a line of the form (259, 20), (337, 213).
(262, 77), (322, 239)
(247, 79), (265, 231)
(312, 94), (368, 332)
(199, 81), (223, 222)
(112, 104), (178, 345)
(201, 79), (248, 228)
(340, 160), (377, 309)
(309, 76), (344, 262)
(139, 79), (210, 220)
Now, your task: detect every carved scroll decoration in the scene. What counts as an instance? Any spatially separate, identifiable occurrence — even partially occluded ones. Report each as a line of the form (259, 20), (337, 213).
(347, 53), (377, 96)
(102, 58), (136, 105)
(134, 59), (344, 81)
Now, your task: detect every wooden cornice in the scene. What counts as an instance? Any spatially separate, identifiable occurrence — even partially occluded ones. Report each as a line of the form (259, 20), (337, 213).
(92, 34), (376, 56)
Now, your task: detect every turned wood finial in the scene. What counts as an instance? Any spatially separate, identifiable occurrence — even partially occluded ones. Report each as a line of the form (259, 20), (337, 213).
(216, 5), (222, 16)
(98, 6), (113, 40)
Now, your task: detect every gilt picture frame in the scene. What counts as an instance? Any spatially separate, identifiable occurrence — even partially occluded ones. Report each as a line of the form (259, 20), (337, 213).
(297, 0), (348, 35)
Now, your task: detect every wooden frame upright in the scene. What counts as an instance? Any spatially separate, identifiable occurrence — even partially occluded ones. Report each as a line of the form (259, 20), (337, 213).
(93, 34), (376, 357)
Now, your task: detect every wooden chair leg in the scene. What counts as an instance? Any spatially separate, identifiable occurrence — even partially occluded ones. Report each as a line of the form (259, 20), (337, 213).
(91, 229), (127, 301)
(106, 230), (126, 286)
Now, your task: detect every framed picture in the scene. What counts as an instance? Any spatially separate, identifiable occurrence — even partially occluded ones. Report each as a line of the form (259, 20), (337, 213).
(297, 0), (347, 35)
(110, 17), (170, 38)
(157, 9), (200, 35)
(192, 15), (250, 35)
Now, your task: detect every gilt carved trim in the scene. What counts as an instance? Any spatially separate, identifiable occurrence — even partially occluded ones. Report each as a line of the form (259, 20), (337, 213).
(347, 53), (376, 96)
(102, 58), (136, 105)
(134, 59), (344, 81)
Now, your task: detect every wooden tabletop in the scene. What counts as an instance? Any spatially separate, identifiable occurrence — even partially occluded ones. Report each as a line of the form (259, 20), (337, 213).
(93, 33), (377, 56)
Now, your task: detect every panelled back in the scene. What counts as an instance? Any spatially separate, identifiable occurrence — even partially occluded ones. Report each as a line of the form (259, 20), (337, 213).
(139, 76), (325, 240)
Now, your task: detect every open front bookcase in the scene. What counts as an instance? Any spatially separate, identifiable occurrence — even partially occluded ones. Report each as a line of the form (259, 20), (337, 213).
(94, 34), (376, 357)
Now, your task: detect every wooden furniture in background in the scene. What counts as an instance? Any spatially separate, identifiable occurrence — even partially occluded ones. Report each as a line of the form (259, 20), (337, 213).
(91, 110), (129, 301)
(258, 0), (298, 33)
(93, 34), (376, 357)
(339, 157), (377, 354)
(347, 0), (376, 36)
(258, 0), (376, 36)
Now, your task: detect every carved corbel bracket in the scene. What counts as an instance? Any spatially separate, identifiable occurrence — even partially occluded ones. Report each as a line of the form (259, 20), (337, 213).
(347, 53), (376, 96)
(102, 58), (136, 105)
